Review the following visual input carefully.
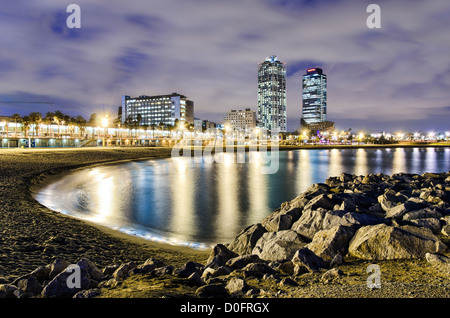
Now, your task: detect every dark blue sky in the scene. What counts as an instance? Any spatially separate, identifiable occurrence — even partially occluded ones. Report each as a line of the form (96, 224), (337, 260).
(0, 0), (449, 133)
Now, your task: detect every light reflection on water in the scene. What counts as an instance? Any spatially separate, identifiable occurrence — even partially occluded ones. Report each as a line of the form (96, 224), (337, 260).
(34, 147), (450, 248)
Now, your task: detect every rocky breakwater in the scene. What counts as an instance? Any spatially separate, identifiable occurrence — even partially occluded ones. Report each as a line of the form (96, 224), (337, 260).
(222, 171), (450, 275)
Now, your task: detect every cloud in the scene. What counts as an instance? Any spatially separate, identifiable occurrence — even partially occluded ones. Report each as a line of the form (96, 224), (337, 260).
(0, 0), (449, 132)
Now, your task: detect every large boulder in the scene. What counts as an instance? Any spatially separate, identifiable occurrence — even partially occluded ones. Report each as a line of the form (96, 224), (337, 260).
(41, 266), (90, 297)
(385, 201), (426, 219)
(77, 258), (104, 282)
(377, 189), (406, 212)
(262, 208), (302, 232)
(322, 210), (385, 230)
(291, 247), (327, 274)
(348, 224), (446, 260)
(292, 208), (385, 240)
(303, 194), (336, 211)
(409, 218), (442, 234)
(225, 254), (264, 270)
(227, 223), (266, 255)
(252, 230), (308, 262)
(291, 208), (328, 240)
(205, 244), (238, 268)
(17, 275), (43, 296)
(306, 225), (357, 261)
(402, 208), (442, 221)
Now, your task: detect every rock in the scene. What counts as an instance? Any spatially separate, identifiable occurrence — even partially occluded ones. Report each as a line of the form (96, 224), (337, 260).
(409, 218), (442, 234)
(112, 262), (136, 280)
(152, 265), (174, 276)
(227, 223), (267, 255)
(321, 268), (343, 282)
(322, 210), (385, 230)
(403, 208), (442, 221)
(291, 247), (327, 273)
(195, 283), (228, 298)
(339, 173), (354, 183)
(442, 224), (450, 236)
(175, 261), (203, 278)
(279, 277), (298, 287)
(188, 272), (204, 286)
(225, 254), (264, 270)
(385, 201), (425, 219)
(348, 224), (445, 260)
(205, 244), (238, 268)
(278, 261), (295, 275)
(306, 225), (357, 261)
(425, 253), (450, 272)
(339, 199), (357, 212)
(77, 258), (104, 281)
(48, 258), (71, 280)
(102, 265), (119, 277)
(41, 266), (90, 297)
(291, 208), (327, 240)
(225, 277), (247, 294)
(10, 265), (50, 286)
(30, 266), (51, 284)
(0, 284), (19, 298)
(329, 253), (344, 268)
(201, 267), (216, 280)
(303, 194), (336, 211)
(252, 230), (308, 262)
(242, 262), (277, 277)
(201, 266), (230, 280)
(143, 257), (165, 267)
(17, 275), (42, 296)
(377, 190), (405, 212)
(73, 288), (101, 298)
(262, 212), (294, 232)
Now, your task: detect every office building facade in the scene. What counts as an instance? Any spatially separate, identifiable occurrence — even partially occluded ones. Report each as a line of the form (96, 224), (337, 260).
(257, 55), (287, 133)
(121, 93), (194, 127)
(302, 67), (327, 125)
(224, 108), (256, 131)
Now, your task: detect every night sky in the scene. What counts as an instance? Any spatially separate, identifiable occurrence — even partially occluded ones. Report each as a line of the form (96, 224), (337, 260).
(0, 0), (449, 133)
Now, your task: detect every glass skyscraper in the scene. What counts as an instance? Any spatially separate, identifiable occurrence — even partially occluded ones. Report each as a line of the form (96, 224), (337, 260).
(302, 67), (327, 125)
(257, 55), (287, 133)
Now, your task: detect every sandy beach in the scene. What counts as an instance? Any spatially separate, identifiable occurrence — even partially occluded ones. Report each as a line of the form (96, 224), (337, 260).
(0, 147), (211, 284)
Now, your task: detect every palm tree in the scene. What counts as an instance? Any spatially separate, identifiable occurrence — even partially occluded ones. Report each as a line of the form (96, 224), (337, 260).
(73, 115), (87, 137)
(10, 113), (21, 137)
(28, 112), (42, 136)
(44, 112), (55, 136)
(22, 116), (31, 137)
(53, 110), (65, 137)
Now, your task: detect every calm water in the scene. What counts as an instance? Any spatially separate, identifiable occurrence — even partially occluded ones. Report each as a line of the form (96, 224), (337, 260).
(35, 147), (450, 248)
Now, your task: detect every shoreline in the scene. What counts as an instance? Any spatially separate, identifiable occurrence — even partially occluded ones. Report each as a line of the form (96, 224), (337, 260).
(28, 143), (450, 254)
(0, 147), (210, 283)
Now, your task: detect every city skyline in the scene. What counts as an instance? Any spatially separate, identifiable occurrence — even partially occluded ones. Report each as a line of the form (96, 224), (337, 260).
(0, 1), (449, 132)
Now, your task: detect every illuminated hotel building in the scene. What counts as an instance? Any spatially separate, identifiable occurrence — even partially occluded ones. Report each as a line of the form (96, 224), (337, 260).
(257, 55), (287, 133)
(224, 108), (257, 131)
(121, 93), (194, 126)
(302, 67), (327, 125)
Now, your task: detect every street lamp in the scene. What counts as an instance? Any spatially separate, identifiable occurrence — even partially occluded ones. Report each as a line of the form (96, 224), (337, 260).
(102, 115), (109, 146)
